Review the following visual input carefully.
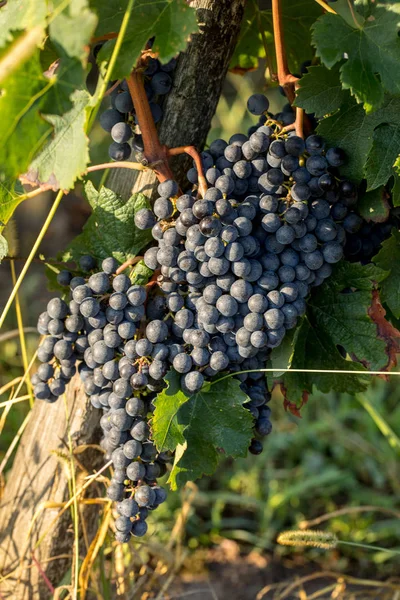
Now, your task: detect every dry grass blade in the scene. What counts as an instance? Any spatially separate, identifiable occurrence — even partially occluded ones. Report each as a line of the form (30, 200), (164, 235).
(10, 259), (34, 408)
(0, 350), (37, 436)
(168, 483), (198, 552)
(31, 553), (55, 594)
(53, 585), (73, 600)
(314, 0), (337, 14)
(0, 190), (64, 329)
(0, 376), (23, 396)
(1, 460), (113, 588)
(256, 571), (400, 600)
(0, 394), (31, 408)
(0, 327), (37, 343)
(114, 536), (126, 596)
(306, 583), (341, 599)
(79, 502), (112, 600)
(0, 412), (31, 476)
(73, 444), (103, 455)
(30, 460), (113, 552)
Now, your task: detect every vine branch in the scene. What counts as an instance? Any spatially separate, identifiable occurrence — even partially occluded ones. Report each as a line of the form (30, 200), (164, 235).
(167, 146), (207, 197)
(127, 71), (175, 183)
(91, 32), (118, 45)
(86, 161), (147, 174)
(115, 256), (144, 275)
(127, 58), (208, 195)
(271, 0), (311, 137)
(271, 0), (298, 104)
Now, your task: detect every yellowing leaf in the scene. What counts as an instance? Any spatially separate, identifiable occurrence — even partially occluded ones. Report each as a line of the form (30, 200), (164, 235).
(24, 89), (91, 190)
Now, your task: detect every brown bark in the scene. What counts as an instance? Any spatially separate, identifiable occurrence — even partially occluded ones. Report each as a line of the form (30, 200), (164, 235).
(0, 1), (245, 596)
(0, 377), (103, 599)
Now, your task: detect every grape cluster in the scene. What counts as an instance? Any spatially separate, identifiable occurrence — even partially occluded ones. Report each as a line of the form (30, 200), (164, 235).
(344, 208), (399, 263)
(99, 56), (176, 162)
(135, 95), (357, 394)
(32, 255), (170, 541)
(32, 92), (360, 539)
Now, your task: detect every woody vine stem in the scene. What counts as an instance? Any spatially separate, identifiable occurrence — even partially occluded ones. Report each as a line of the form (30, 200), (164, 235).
(271, 0), (308, 138)
(126, 64), (208, 197)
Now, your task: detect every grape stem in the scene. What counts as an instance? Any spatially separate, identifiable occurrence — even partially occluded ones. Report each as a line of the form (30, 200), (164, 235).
(127, 70), (175, 183)
(10, 183), (54, 204)
(145, 270), (161, 290)
(271, 0), (310, 138)
(282, 103), (305, 138)
(104, 79), (121, 97)
(167, 146), (208, 198)
(86, 161), (147, 173)
(115, 256), (144, 275)
(91, 32), (118, 44)
(127, 59), (207, 192)
(271, 0), (298, 104)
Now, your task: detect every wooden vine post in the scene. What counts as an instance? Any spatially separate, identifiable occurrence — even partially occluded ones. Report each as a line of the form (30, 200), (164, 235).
(0, 1), (245, 598)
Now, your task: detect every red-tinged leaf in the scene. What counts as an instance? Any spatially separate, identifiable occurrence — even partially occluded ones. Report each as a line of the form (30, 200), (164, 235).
(357, 186), (391, 224)
(281, 383), (309, 418)
(368, 289), (400, 373)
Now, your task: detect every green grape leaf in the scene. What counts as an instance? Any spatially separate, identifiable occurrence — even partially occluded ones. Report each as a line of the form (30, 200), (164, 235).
(129, 260), (153, 285)
(330, 261), (387, 291)
(96, 0), (198, 79)
(357, 187), (390, 223)
(230, 0), (321, 73)
(0, 0), (48, 49)
(267, 327), (296, 379)
(0, 50), (53, 179)
(312, 4), (400, 112)
(0, 179), (26, 234)
(152, 371), (188, 453)
(373, 229), (400, 318)
(49, 0), (97, 63)
(23, 89), (91, 191)
(63, 181), (152, 263)
(317, 95), (400, 181)
(44, 264), (68, 294)
(392, 172), (400, 208)
(395, 156), (400, 176)
(229, 0), (271, 72)
(295, 64), (346, 118)
(89, 0), (126, 36)
(365, 124), (400, 191)
(41, 53), (88, 115)
(276, 262), (389, 405)
(309, 264), (387, 369)
(167, 377), (253, 490)
(281, 316), (370, 405)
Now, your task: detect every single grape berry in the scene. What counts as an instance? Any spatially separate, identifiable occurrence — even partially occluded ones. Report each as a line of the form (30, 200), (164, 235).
(247, 94), (269, 115)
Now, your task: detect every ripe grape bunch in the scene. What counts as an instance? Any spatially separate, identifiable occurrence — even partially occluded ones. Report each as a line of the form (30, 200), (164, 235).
(33, 242), (273, 535)
(33, 255), (175, 541)
(31, 92), (359, 541)
(344, 205), (399, 264)
(136, 94), (359, 380)
(99, 56), (176, 162)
